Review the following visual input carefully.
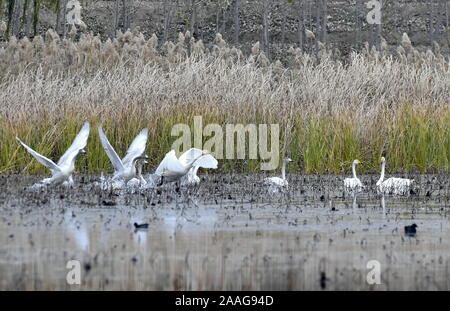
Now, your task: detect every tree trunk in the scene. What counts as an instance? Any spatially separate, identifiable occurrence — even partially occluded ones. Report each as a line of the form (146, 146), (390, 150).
(446, 0), (449, 40)
(32, 0), (40, 36)
(0, 0), (4, 19)
(163, 1), (175, 43)
(297, 0), (304, 49)
(55, 0), (61, 34)
(428, 0), (434, 40)
(189, 0), (196, 35)
(262, 0), (270, 57)
(233, 0), (239, 45)
(219, 6), (228, 35)
(356, 0), (364, 49)
(376, 0), (382, 49)
(121, 0), (126, 30)
(62, 0), (68, 37)
(315, 0), (321, 43)
(21, 0), (29, 33)
(322, 0), (327, 43)
(12, 0), (22, 36)
(25, 0), (33, 37)
(215, 2), (220, 34)
(112, 0), (119, 37)
(6, 0), (15, 37)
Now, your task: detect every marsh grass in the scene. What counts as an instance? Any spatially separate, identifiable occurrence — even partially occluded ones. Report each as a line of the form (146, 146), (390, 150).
(0, 30), (448, 174)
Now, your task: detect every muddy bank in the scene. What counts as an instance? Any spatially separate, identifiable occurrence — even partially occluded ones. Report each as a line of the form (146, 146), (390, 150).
(0, 174), (449, 290)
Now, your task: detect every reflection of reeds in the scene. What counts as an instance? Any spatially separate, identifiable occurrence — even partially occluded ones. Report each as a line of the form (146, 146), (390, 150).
(0, 29), (448, 174)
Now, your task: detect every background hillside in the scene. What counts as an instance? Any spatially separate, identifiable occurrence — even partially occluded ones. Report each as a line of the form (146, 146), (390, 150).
(1, 0), (449, 58)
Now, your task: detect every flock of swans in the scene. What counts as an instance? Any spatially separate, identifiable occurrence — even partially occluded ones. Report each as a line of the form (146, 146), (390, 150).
(16, 123), (415, 195)
(344, 157), (414, 195)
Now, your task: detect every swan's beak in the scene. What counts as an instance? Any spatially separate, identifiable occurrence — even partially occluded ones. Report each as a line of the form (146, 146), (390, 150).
(380, 157), (385, 163)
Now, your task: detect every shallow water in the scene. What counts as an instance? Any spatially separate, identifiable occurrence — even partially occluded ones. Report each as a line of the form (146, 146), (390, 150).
(0, 173), (449, 290)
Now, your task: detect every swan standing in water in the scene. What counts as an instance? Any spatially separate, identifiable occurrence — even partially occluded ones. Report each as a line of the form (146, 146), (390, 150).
(155, 148), (216, 185)
(264, 157), (293, 188)
(16, 122), (90, 186)
(344, 159), (363, 192)
(377, 157), (414, 195)
(98, 125), (149, 185)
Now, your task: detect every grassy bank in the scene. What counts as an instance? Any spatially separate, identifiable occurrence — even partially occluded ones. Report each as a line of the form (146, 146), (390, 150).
(0, 30), (449, 174)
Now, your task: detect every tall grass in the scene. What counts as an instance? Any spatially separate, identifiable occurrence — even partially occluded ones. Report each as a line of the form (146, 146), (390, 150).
(0, 30), (448, 174)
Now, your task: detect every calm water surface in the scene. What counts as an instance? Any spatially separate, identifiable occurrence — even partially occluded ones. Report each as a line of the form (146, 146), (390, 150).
(0, 174), (449, 290)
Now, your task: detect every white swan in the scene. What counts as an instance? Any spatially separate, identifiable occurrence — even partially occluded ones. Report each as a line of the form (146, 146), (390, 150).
(182, 166), (201, 185)
(180, 149), (218, 186)
(98, 125), (148, 185)
(16, 122), (90, 186)
(377, 157), (413, 195)
(344, 159), (363, 191)
(127, 159), (148, 188)
(155, 148), (216, 184)
(264, 157), (293, 188)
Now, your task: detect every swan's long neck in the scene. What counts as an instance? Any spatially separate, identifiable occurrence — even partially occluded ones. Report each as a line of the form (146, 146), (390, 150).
(137, 161), (143, 176)
(193, 166), (200, 176)
(352, 162), (357, 179)
(378, 161), (385, 184)
(281, 160), (286, 180)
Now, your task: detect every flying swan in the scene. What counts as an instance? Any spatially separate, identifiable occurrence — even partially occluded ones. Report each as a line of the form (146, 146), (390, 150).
(155, 148), (217, 185)
(16, 122), (90, 186)
(344, 159), (363, 191)
(180, 149), (218, 186)
(98, 125), (149, 185)
(377, 157), (413, 195)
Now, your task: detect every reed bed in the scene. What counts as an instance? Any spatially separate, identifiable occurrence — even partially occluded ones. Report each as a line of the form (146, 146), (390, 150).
(0, 29), (448, 174)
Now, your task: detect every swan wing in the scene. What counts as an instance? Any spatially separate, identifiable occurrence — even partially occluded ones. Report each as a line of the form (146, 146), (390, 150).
(122, 128), (148, 166)
(192, 154), (218, 169)
(155, 150), (186, 176)
(344, 178), (363, 188)
(98, 125), (124, 172)
(16, 137), (61, 173)
(384, 177), (413, 187)
(57, 122), (90, 166)
(178, 148), (204, 166)
(380, 178), (413, 194)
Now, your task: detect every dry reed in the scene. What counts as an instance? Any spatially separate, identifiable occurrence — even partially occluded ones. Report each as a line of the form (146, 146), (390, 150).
(0, 29), (448, 174)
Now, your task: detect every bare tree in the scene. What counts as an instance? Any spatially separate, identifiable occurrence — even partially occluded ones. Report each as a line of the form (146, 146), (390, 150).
(0, 0), (4, 19)
(54, 0), (61, 34)
(163, 0), (177, 43)
(375, 0), (382, 49)
(261, 0), (272, 57)
(297, 0), (305, 49)
(32, 0), (41, 36)
(233, 0), (239, 45)
(6, 0), (15, 36)
(428, 0), (435, 41)
(24, 0), (33, 37)
(12, 0), (22, 36)
(315, 0), (321, 43)
(321, 0), (327, 43)
(280, 0), (286, 46)
(121, 0), (126, 30)
(356, 0), (364, 49)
